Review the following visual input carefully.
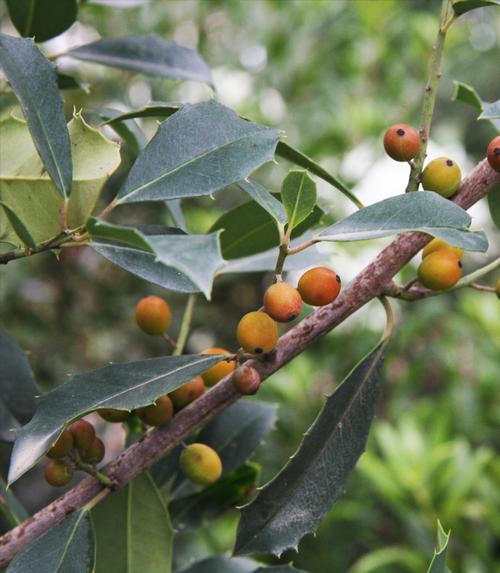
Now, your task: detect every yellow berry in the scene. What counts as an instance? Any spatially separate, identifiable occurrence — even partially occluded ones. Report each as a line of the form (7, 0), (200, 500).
(231, 365), (261, 395)
(421, 157), (461, 197)
(44, 460), (73, 487)
(170, 376), (205, 410)
(383, 123), (420, 162)
(47, 429), (74, 459)
(422, 238), (464, 260)
(201, 348), (236, 387)
(236, 311), (278, 355)
(298, 266), (341, 306)
(486, 136), (500, 172)
(263, 282), (302, 322)
(136, 395), (174, 427)
(135, 295), (171, 336)
(417, 250), (462, 290)
(180, 443), (222, 485)
(98, 409), (132, 423)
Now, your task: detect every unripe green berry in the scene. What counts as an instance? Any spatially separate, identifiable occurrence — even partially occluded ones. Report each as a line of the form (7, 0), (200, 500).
(180, 443), (222, 485)
(44, 460), (73, 487)
(69, 420), (96, 453)
(263, 282), (302, 322)
(231, 365), (261, 395)
(135, 295), (172, 336)
(47, 429), (74, 459)
(136, 395), (174, 427)
(80, 437), (105, 464)
(383, 123), (420, 162)
(169, 376), (205, 410)
(236, 311), (278, 355)
(417, 250), (462, 290)
(421, 157), (461, 197)
(98, 408), (132, 423)
(486, 136), (500, 172)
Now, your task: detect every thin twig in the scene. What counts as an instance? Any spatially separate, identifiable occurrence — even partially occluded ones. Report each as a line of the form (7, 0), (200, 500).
(173, 294), (196, 356)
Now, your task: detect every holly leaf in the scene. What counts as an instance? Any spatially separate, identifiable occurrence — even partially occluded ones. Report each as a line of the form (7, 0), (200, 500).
(427, 521), (452, 573)
(281, 170), (317, 231)
(452, 0), (500, 17)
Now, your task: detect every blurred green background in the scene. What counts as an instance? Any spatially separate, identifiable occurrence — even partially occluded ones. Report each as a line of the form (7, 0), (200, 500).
(1, 1), (499, 572)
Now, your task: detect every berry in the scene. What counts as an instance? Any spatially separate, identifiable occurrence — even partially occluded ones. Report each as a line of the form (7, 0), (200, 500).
(417, 250), (462, 290)
(486, 135), (500, 172)
(69, 420), (96, 453)
(383, 123), (420, 162)
(201, 348), (236, 387)
(298, 266), (341, 306)
(44, 460), (73, 487)
(422, 238), (464, 260)
(263, 282), (302, 322)
(421, 157), (461, 197)
(169, 376), (205, 410)
(80, 437), (105, 464)
(136, 395), (174, 426)
(180, 443), (223, 485)
(98, 409), (132, 423)
(496, 279), (500, 300)
(47, 429), (73, 459)
(236, 311), (278, 355)
(231, 365), (261, 395)
(135, 295), (171, 336)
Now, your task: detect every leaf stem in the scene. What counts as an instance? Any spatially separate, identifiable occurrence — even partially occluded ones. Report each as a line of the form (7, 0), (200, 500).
(405, 0), (453, 193)
(162, 333), (178, 352)
(378, 296), (394, 341)
(173, 294), (196, 356)
(287, 237), (318, 256)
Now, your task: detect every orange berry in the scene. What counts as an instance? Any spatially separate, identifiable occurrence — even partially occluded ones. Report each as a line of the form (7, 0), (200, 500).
(486, 135), (500, 172)
(383, 123), (420, 162)
(417, 250), (462, 290)
(201, 348), (236, 387)
(421, 157), (461, 197)
(180, 443), (222, 485)
(231, 365), (261, 395)
(236, 311), (278, 355)
(263, 282), (302, 322)
(98, 408), (132, 423)
(170, 376), (205, 410)
(69, 420), (96, 453)
(44, 460), (73, 487)
(135, 295), (172, 336)
(298, 266), (341, 306)
(136, 395), (174, 427)
(80, 437), (105, 464)
(47, 429), (74, 459)
(422, 238), (464, 260)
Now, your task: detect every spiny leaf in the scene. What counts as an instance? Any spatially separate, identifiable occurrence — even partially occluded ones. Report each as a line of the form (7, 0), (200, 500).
(427, 521), (452, 573)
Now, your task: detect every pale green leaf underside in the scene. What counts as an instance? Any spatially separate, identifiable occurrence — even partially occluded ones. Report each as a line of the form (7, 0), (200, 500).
(452, 81), (500, 131)
(8, 354), (228, 484)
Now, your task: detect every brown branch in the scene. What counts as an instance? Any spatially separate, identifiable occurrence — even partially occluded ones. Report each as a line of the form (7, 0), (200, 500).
(0, 159), (498, 567)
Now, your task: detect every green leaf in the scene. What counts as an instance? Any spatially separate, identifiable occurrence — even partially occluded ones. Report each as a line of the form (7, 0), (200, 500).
(68, 35), (212, 84)
(427, 521), (452, 573)
(87, 218), (154, 251)
(349, 547), (424, 573)
(92, 107), (147, 158)
(276, 141), (362, 208)
(178, 557), (257, 573)
(479, 99), (500, 121)
(0, 475), (29, 527)
(0, 34), (72, 198)
(316, 192), (488, 252)
(57, 73), (90, 93)
(6, 0), (78, 43)
(452, 81), (500, 131)
(115, 101), (280, 204)
(0, 201), (36, 249)
(7, 354), (228, 485)
(93, 471), (173, 573)
(170, 463), (261, 531)
(487, 187), (500, 229)
(452, 0), (500, 17)
(281, 170), (317, 230)
(0, 114), (120, 247)
(234, 342), (385, 557)
(0, 329), (38, 443)
(103, 102), (181, 124)
(236, 180), (287, 225)
(166, 199), (186, 230)
(6, 510), (94, 573)
(254, 567), (308, 573)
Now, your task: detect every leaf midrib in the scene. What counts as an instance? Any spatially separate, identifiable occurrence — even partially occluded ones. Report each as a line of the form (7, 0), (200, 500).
(53, 511), (85, 573)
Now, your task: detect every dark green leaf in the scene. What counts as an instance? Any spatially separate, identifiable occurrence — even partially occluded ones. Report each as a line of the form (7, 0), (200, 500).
(6, 0), (78, 43)
(281, 170), (316, 230)
(8, 354), (228, 484)
(0, 201), (36, 249)
(6, 510), (94, 573)
(427, 521), (452, 573)
(236, 180), (286, 225)
(254, 567), (308, 573)
(178, 557), (257, 573)
(452, 0), (500, 17)
(0, 34), (72, 198)
(57, 73), (90, 93)
(87, 218), (153, 251)
(93, 471), (173, 573)
(171, 463), (261, 531)
(103, 102), (181, 124)
(69, 35), (212, 84)
(276, 141), (362, 208)
(0, 476), (29, 527)
(487, 187), (500, 229)
(93, 107), (147, 157)
(166, 199), (186, 230)
(115, 101), (280, 204)
(317, 192), (488, 252)
(234, 343), (385, 557)
(0, 329), (38, 443)
(452, 81), (483, 111)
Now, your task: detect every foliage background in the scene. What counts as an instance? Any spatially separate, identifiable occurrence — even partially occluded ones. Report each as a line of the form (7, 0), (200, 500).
(0, 1), (499, 572)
